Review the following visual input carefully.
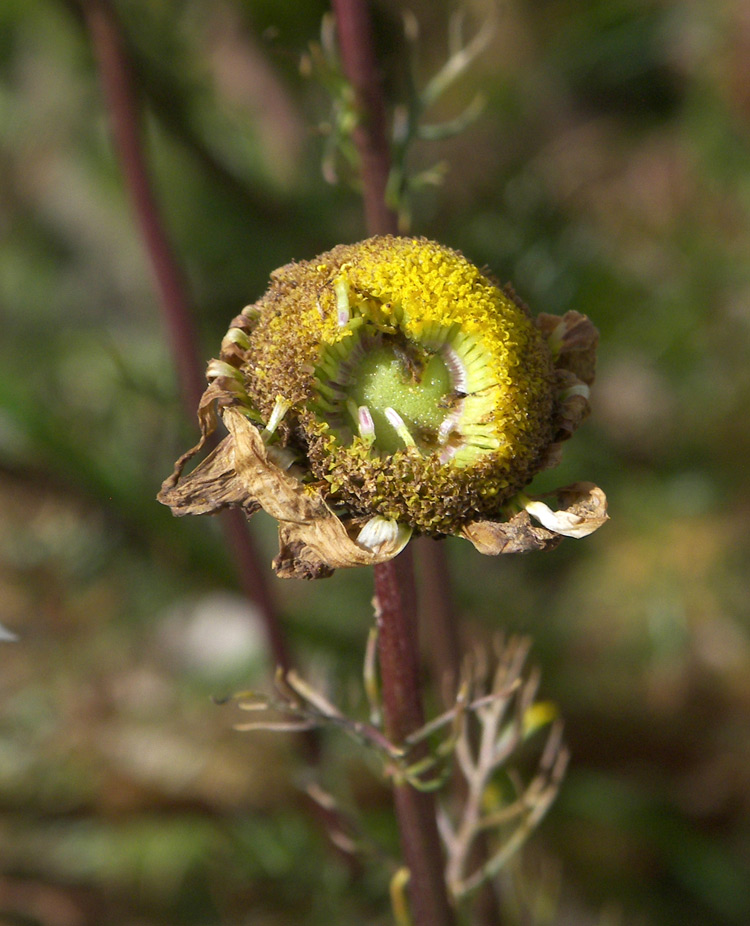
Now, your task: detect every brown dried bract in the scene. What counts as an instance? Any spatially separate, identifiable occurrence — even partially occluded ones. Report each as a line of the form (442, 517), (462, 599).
(548, 481), (609, 536)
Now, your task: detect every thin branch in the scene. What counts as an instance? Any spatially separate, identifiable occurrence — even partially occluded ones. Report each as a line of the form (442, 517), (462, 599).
(331, 0), (398, 236)
(421, 12), (496, 111)
(80, 0), (292, 673)
(441, 642), (568, 902)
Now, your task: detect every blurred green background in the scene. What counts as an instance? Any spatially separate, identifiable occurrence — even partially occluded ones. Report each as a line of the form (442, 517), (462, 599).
(2, 0), (750, 923)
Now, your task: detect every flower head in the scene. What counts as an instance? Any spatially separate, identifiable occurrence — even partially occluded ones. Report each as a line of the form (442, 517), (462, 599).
(159, 237), (607, 578)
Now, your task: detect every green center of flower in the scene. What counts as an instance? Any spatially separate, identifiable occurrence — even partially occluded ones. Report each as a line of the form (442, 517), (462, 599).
(312, 318), (499, 466)
(345, 342), (451, 454)
(302, 264), (553, 488)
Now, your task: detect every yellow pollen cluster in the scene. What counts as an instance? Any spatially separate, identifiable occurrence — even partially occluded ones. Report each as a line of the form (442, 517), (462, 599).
(314, 237), (552, 466)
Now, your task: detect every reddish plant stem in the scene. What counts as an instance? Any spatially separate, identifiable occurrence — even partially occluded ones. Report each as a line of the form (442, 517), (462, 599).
(374, 554), (455, 926)
(82, 0), (203, 414)
(220, 507), (291, 672)
(332, 2), (455, 923)
(374, 553), (421, 742)
(331, 0), (399, 236)
(82, 0), (292, 673)
(415, 538), (462, 705)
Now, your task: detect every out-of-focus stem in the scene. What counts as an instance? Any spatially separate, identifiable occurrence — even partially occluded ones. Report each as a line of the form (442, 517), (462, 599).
(415, 538), (462, 705)
(81, 0), (292, 673)
(220, 507), (291, 672)
(331, 0), (398, 235)
(82, 0), (204, 414)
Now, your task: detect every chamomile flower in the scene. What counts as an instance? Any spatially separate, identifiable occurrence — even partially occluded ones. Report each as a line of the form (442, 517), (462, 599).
(159, 237), (606, 578)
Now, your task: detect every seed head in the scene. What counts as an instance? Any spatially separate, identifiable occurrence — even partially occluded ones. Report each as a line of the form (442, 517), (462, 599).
(159, 237), (607, 578)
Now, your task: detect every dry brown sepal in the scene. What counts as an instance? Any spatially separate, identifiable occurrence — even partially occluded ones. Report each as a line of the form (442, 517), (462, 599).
(158, 406), (411, 579)
(460, 481), (608, 555)
(554, 481), (608, 530)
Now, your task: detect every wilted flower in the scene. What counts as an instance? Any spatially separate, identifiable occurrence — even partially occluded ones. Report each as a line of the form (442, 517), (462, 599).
(159, 237), (607, 578)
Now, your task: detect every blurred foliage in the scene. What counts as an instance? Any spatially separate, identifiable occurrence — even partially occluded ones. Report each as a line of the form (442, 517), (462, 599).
(1, 0), (750, 923)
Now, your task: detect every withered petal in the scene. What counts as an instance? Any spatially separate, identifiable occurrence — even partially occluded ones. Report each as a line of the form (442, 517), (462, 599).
(524, 481), (609, 539)
(157, 380), (231, 498)
(159, 407), (410, 578)
(461, 481), (608, 553)
(157, 433), (260, 518)
(273, 532), (336, 580)
(536, 310), (599, 386)
(460, 511), (562, 555)
(535, 441), (565, 473)
(551, 370), (591, 445)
